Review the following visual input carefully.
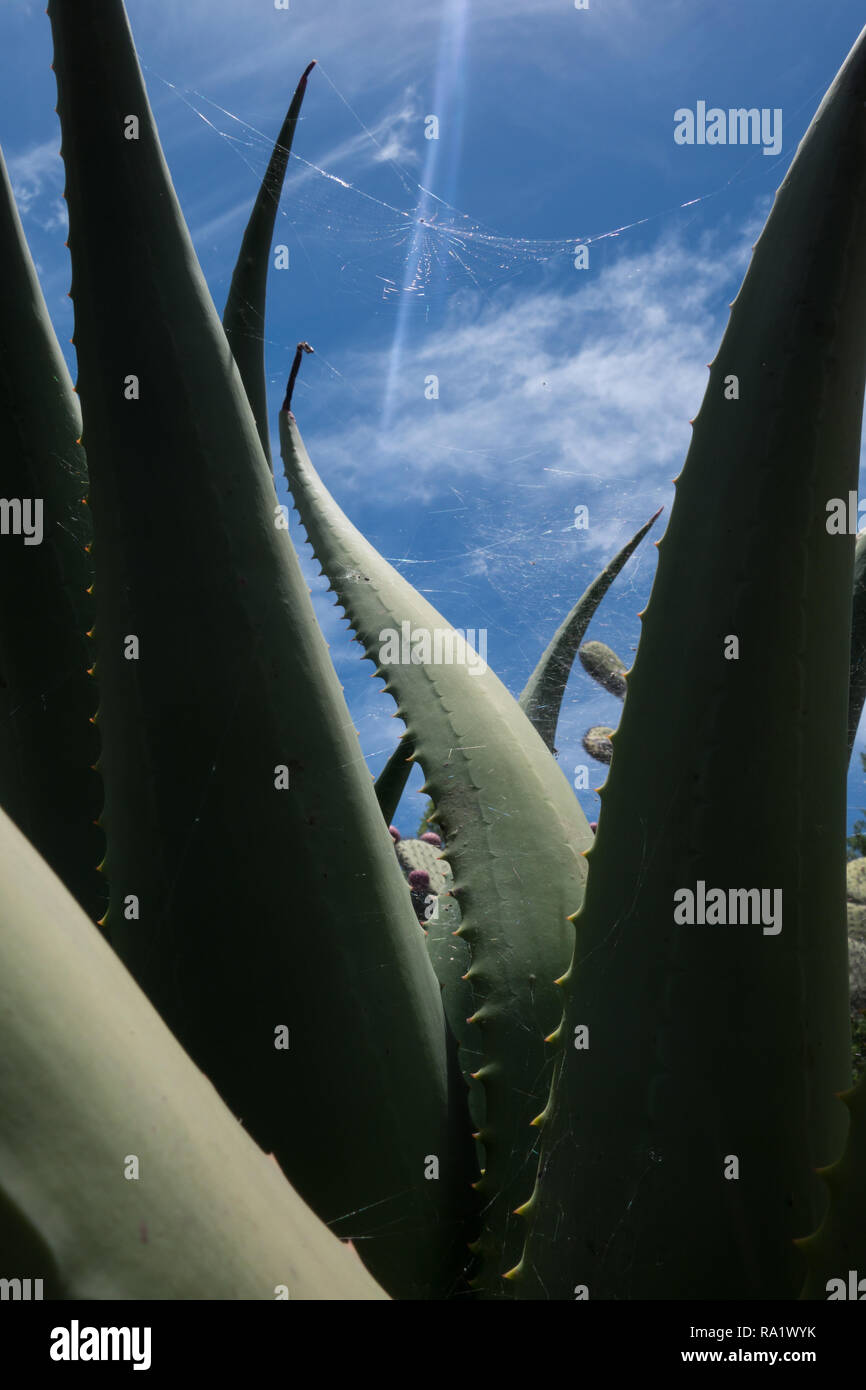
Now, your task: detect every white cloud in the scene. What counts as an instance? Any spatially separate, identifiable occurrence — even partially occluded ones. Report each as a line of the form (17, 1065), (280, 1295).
(368, 94), (421, 168)
(6, 137), (63, 219)
(39, 196), (68, 233)
(285, 89), (421, 186)
(294, 217), (761, 572)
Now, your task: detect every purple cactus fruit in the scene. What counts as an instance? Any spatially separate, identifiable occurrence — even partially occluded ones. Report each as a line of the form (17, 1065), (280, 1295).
(408, 867), (433, 926)
(389, 825), (401, 843)
(420, 832), (442, 846)
(589, 822), (598, 833)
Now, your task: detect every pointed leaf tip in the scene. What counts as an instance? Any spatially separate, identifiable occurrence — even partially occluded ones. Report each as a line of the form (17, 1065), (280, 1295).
(282, 341), (315, 413)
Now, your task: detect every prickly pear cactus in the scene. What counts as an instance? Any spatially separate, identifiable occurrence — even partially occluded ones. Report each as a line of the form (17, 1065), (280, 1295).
(582, 725), (615, 764)
(396, 836), (453, 897)
(848, 857), (866, 1011)
(579, 641), (628, 699)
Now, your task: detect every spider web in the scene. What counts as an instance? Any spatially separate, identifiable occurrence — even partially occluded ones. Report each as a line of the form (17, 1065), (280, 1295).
(144, 60), (784, 311)
(137, 61), (823, 817)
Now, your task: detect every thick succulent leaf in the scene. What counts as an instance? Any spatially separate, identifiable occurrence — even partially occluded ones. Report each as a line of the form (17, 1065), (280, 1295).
(48, 0), (476, 1301)
(0, 803), (386, 1300)
(514, 25), (866, 1299)
(374, 732), (415, 824)
(797, 1076), (866, 1299)
(424, 894), (481, 1076)
(0, 143), (102, 919)
(223, 61), (315, 467)
(280, 406), (591, 1293)
(848, 531), (866, 759)
(424, 891), (487, 1172)
(518, 508), (661, 751)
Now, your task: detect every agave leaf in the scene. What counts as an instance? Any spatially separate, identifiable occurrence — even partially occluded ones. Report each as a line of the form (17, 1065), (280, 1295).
(424, 893), (481, 1073)
(514, 24), (866, 1299)
(0, 143), (102, 919)
(0, 803), (387, 1300)
(223, 61), (316, 467)
(518, 508), (661, 751)
(280, 399), (591, 1294)
(424, 891), (487, 1172)
(848, 531), (866, 760)
(374, 732), (415, 825)
(48, 0), (476, 1300)
(797, 1075), (866, 1299)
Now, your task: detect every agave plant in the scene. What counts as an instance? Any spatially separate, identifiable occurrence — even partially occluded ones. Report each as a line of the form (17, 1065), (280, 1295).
(1, 0), (865, 1302)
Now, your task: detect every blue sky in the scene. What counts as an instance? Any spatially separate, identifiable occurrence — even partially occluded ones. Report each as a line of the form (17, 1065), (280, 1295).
(2, 0), (866, 836)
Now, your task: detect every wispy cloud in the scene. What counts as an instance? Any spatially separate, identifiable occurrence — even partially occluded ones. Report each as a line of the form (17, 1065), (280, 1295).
(140, 0), (647, 91)
(285, 88), (421, 187)
(367, 93), (420, 168)
(293, 216), (763, 567)
(6, 137), (66, 229)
